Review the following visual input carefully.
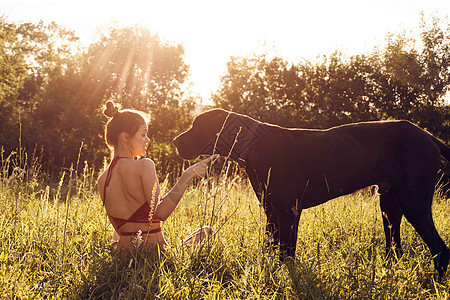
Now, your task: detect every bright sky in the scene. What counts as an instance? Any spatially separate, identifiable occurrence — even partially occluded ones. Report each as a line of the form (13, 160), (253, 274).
(2, 0), (450, 102)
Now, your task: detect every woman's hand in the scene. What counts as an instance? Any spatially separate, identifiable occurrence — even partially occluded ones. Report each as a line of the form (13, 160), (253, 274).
(191, 154), (219, 179)
(156, 154), (220, 220)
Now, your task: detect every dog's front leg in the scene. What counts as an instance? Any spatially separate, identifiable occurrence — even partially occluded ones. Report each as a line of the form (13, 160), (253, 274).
(264, 198), (299, 259)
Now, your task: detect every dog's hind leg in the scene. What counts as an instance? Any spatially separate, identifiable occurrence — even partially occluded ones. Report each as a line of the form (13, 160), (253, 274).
(398, 191), (449, 278)
(380, 190), (404, 260)
(396, 163), (450, 278)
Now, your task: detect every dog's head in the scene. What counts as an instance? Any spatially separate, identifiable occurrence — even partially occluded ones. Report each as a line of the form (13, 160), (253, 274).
(173, 109), (230, 160)
(173, 108), (263, 161)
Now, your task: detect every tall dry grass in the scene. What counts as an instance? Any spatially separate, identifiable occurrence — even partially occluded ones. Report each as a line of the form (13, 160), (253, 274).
(0, 148), (449, 299)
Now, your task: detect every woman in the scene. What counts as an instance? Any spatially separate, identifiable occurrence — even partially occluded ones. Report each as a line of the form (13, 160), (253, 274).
(97, 100), (217, 250)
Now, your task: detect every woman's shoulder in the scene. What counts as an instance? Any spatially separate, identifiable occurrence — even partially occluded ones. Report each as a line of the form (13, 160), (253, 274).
(137, 157), (155, 166)
(118, 157), (154, 168)
(97, 158), (156, 182)
(133, 158), (158, 182)
(134, 158), (156, 172)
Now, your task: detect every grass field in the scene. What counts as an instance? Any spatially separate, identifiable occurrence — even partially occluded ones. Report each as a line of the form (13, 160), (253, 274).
(0, 149), (449, 299)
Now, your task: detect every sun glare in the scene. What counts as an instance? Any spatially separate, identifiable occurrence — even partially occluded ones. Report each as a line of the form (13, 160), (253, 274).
(5, 0), (450, 101)
(115, 0), (448, 100)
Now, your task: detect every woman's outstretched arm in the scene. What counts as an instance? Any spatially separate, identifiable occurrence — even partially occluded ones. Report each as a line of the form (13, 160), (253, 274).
(141, 155), (217, 221)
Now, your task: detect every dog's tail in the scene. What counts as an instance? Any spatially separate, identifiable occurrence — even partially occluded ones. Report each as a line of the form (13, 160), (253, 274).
(431, 135), (450, 161)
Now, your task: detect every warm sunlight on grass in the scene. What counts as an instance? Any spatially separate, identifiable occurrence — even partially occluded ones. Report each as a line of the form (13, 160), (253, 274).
(1, 3), (450, 297)
(1, 149), (449, 298)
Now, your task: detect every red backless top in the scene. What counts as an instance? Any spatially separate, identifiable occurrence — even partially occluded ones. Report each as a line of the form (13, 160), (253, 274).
(102, 156), (161, 236)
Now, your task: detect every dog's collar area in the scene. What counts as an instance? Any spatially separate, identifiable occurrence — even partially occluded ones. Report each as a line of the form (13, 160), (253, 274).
(215, 116), (264, 162)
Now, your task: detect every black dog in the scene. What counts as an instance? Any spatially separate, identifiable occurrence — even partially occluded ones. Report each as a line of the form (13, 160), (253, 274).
(173, 109), (450, 277)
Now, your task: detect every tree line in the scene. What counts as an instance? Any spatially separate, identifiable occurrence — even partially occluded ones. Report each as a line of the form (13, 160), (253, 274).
(0, 15), (449, 180)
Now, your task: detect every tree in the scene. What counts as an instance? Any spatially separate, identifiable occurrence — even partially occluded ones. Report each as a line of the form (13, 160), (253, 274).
(79, 24), (189, 109)
(298, 52), (382, 128)
(0, 17), (28, 151)
(213, 54), (306, 127)
(370, 14), (450, 135)
(25, 23), (196, 173)
(213, 52), (381, 128)
(214, 14), (450, 132)
(77, 24), (195, 173)
(0, 18), (80, 162)
(213, 14), (450, 188)
(0, 20), (195, 175)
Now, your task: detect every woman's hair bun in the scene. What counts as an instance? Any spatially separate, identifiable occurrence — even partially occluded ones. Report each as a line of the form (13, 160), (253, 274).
(104, 100), (120, 118)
